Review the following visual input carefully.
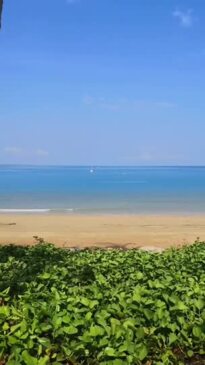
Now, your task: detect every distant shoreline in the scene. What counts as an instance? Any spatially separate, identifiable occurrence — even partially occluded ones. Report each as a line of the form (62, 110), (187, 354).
(0, 213), (204, 248)
(1, 210), (205, 216)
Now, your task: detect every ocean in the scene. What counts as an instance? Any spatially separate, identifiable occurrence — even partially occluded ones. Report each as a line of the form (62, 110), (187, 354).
(0, 165), (205, 214)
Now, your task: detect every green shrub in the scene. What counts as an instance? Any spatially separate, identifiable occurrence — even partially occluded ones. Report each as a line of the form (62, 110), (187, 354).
(1, 242), (205, 364)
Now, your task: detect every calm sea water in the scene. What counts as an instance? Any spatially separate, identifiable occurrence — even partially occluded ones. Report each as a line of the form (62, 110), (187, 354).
(0, 165), (205, 214)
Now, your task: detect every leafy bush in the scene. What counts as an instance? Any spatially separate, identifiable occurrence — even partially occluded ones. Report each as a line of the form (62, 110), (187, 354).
(1, 242), (205, 364)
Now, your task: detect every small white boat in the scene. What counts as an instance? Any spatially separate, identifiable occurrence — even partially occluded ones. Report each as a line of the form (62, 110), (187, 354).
(90, 168), (94, 173)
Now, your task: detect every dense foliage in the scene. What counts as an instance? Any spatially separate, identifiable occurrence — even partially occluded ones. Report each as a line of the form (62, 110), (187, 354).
(1, 241), (205, 365)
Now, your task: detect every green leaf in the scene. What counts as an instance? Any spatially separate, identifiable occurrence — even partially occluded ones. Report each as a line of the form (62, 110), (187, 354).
(123, 319), (135, 329)
(63, 326), (78, 335)
(118, 341), (135, 355)
(85, 311), (92, 321)
(113, 360), (125, 365)
(40, 323), (52, 332)
(52, 316), (62, 329)
(175, 301), (187, 311)
(7, 360), (17, 365)
(195, 298), (205, 310)
(132, 289), (142, 303)
(38, 356), (49, 365)
(110, 318), (121, 334)
(40, 273), (51, 279)
(104, 347), (116, 357)
(0, 306), (10, 317)
(22, 350), (38, 365)
(2, 322), (9, 330)
(99, 337), (109, 347)
(89, 299), (99, 309)
(8, 335), (19, 345)
(137, 344), (148, 361)
(169, 332), (178, 345)
(193, 326), (203, 338)
(136, 271), (143, 280)
(81, 297), (90, 307)
(97, 273), (107, 284)
(27, 339), (34, 349)
(38, 337), (51, 347)
(135, 327), (145, 339)
(156, 307), (165, 320)
(89, 325), (105, 336)
(61, 315), (71, 324)
(187, 350), (194, 357)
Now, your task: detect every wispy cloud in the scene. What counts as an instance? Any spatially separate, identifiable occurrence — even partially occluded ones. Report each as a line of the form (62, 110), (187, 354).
(83, 96), (176, 111)
(173, 9), (194, 28)
(3, 147), (23, 155)
(3, 147), (49, 158)
(35, 149), (49, 157)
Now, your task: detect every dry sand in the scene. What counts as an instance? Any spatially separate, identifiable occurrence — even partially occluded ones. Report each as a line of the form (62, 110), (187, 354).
(0, 214), (205, 249)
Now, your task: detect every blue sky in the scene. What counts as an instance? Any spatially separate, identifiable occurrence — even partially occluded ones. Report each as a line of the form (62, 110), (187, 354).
(0, 0), (205, 165)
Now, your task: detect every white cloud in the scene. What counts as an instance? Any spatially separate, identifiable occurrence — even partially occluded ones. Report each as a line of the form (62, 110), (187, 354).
(173, 9), (194, 28)
(36, 149), (49, 157)
(3, 147), (23, 155)
(3, 147), (49, 158)
(83, 95), (176, 111)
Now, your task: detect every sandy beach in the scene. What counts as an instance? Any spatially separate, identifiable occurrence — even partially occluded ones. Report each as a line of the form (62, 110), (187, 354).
(0, 214), (204, 249)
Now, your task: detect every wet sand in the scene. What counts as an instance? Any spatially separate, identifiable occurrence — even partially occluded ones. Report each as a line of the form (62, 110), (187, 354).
(0, 214), (204, 249)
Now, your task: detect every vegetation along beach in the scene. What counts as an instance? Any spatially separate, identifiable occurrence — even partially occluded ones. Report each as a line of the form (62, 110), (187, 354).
(1, 241), (205, 365)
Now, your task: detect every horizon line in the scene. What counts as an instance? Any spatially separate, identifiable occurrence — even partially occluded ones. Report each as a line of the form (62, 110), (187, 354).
(1, 164), (205, 168)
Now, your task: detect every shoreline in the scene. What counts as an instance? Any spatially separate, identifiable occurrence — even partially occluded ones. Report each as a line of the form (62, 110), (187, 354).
(1, 210), (205, 216)
(0, 213), (204, 248)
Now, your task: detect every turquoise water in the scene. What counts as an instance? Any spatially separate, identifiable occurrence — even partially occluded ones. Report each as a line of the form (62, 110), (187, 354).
(0, 165), (205, 214)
